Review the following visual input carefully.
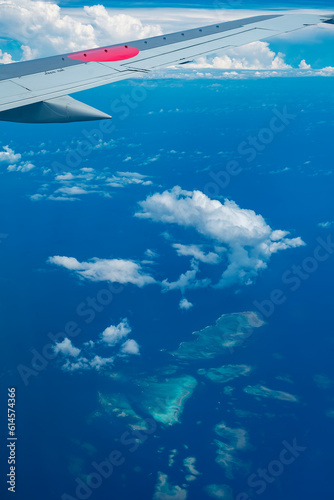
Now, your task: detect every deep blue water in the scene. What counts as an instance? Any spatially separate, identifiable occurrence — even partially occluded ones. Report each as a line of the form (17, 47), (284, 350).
(0, 77), (334, 499)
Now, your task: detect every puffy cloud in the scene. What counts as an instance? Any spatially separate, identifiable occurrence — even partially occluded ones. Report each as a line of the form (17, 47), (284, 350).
(120, 339), (140, 355)
(179, 298), (193, 310)
(90, 355), (114, 370)
(299, 59), (311, 69)
(0, 146), (36, 173)
(188, 42), (291, 71)
(101, 319), (131, 346)
(54, 318), (140, 372)
(57, 185), (89, 195)
(173, 243), (220, 264)
(0, 48), (13, 64)
(7, 161), (35, 172)
(48, 255), (155, 287)
(62, 357), (90, 372)
(55, 173), (75, 181)
(49, 256), (83, 270)
(0, 0), (161, 60)
(107, 171), (152, 188)
(162, 259), (210, 292)
(0, 146), (21, 163)
(0, 0), (96, 57)
(136, 186), (304, 288)
(154, 66), (334, 80)
(83, 5), (162, 44)
(54, 338), (81, 357)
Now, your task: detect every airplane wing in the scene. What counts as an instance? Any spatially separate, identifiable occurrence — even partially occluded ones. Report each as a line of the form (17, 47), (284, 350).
(0, 13), (333, 123)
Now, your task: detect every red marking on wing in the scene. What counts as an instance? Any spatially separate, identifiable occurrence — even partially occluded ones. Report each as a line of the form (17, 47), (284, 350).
(68, 45), (140, 62)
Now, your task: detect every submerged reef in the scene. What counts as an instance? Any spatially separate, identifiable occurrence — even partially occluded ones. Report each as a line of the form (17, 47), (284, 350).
(172, 312), (264, 360)
(244, 384), (299, 402)
(154, 472), (187, 500)
(204, 483), (233, 499)
(97, 392), (150, 431)
(198, 364), (252, 383)
(138, 375), (198, 426)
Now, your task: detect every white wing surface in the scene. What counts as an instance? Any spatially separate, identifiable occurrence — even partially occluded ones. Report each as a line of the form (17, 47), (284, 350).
(0, 13), (332, 122)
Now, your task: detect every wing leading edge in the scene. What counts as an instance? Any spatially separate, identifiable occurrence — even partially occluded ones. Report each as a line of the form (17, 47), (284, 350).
(0, 13), (333, 123)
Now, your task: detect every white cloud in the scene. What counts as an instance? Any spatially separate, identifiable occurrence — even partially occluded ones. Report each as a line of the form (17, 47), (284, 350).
(53, 318), (140, 372)
(188, 42), (291, 71)
(0, 48), (13, 64)
(0, 0), (95, 57)
(48, 255), (155, 287)
(0, 0), (161, 60)
(0, 146), (21, 163)
(101, 319), (131, 346)
(55, 172), (75, 181)
(49, 256), (83, 270)
(299, 59), (311, 69)
(62, 357), (90, 372)
(137, 187), (305, 288)
(154, 66), (334, 80)
(0, 146), (36, 173)
(54, 338), (81, 357)
(7, 161), (35, 172)
(107, 171), (152, 188)
(83, 5), (162, 44)
(90, 355), (114, 370)
(30, 194), (46, 201)
(57, 185), (89, 195)
(173, 243), (220, 264)
(120, 339), (140, 355)
(179, 298), (193, 310)
(162, 259), (210, 291)
(53, 318), (141, 372)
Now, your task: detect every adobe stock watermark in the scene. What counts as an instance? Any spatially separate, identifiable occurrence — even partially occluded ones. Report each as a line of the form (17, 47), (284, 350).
(235, 438), (307, 500)
(17, 282), (125, 386)
(61, 418), (157, 500)
(223, 234), (334, 352)
(204, 106), (296, 197)
(51, 82), (155, 175)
